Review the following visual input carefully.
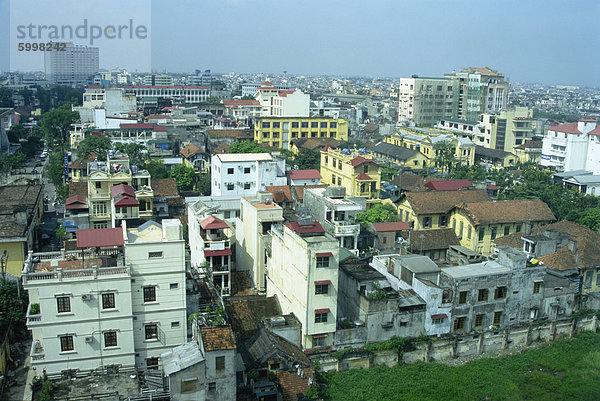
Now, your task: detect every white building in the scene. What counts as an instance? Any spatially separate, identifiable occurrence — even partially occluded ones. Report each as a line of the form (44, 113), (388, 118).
(123, 85), (210, 104)
(267, 219), (339, 349)
(235, 192), (284, 292)
(210, 153), (286, 196)
(23, 219), (187, 375)
(44, 42), (99, 86)
(288, 169), (322, 186)
(541, 120), (600, 173)
(255, 82), (310, 117)
(143, 74), (174, 86)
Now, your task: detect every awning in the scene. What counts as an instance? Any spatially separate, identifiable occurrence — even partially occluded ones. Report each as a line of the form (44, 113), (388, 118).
(312, 333), (329, 339)
(314, 308), (330, 314)
(314, 280), (332, 286)
(315, 252), (333, 258)
(204, 249), (232, 257)
(431, 313), (447, 320)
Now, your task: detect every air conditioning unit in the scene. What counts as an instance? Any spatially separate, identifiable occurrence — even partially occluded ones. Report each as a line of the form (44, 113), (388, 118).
(85, 336), (93, 343)
(81, 294), (91, 301)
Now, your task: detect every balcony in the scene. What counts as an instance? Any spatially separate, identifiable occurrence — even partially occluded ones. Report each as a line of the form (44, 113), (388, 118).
(212, 264), (230, 272)
(204, 240), (230, 251)
(114, 210), (139, 220)
(333, 224), (360, 236)
(30, 340), (45, 361)
(26, 303), (41, 326)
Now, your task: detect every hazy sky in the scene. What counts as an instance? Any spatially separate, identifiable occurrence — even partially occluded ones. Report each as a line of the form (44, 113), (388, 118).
(1, 0), (599, 87)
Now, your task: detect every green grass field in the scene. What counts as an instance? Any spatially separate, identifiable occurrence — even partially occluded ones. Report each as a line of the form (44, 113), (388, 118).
(320, 331), (600, 401)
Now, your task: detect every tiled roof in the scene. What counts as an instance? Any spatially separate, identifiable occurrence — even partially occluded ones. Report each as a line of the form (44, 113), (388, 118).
(475, 145), (513, 159)
(403, 189), (489, 215)
(266, 186), (293, 203)
(539, 247), (576, 271)
(456, 199), (556, 225)
(65, 195), (87, 210)
(145, 114), (170, 119)
(546, 122), (581, 135)
(514, 140), (543, 150)
(114, 196), (139, 207)
(278, 90), (295, 97)
(349, 156), (376, 167)
(214, 143), (230, 154)
(0, 185), (42, 207)
(111, 184), (135, 198)
(391, 172), (432, 192)
(408, 228), (460, 251)
(120, 123), (154, 130)
(240, 328), (310, 371)
(208, 128), (253, 139)
(588, 126), (600, 136)
(224, 296), (281, 340)
(289, 169), (321, 180)
(355, 173), (373, 180)
(69, 181), (88, 197)
(69, 154), (96, 169)
(294, 138), (342, 150)
(200, 326), (237, 352)
(199, 215), (229, 230)
(180, 143), (202, 158)
(493, 231), (525, 249)
(222, 99), (260, 106)
(372, 222), (411, 232)
(276, 368), (315, 401)
(152, 178), (179, 197)
(372, 142), (418, 161)
(363, 123), (378, 133)
(424, 180), (473, 191)
(76, 227), (124, 248)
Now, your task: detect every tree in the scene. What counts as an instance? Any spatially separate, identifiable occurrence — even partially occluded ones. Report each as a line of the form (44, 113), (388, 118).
(77, 135), (112, 159)
(241, 95), (255, 100)
(18, 88), (34, 107)
(574, 208), (600, 231)
(146, 159), (169, 179)
(0, 88), (13, 107)
(115, 142), (147, 166)
(0, 279), (26, 329)
(198, 173), (211, 195)
(228, 141), (271, 154)
(21, 135), (43, 158)
(7, 124), (28, 143)
(381, 166), (403, 182)
(55, 184), (69, 201)
(170, 164), (196, 191)
(294, 148), (321, 170)
(356, 203), (400, 224)
(41, 104), (80, 154)
(432, 141), (457, 175)
(47, 152), (66, 187)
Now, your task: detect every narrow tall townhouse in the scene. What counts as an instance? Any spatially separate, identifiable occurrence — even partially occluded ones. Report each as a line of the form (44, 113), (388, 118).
(267, 219), (339, 350)
(23, 219), (187, 375)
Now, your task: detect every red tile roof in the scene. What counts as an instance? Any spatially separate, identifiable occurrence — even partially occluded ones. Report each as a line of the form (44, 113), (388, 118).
(180, 143), (202, 158)
(289, 169), (322, 180)
(114, 196), (139, 207)
(266, 186), (293, 203)
(120, 123), (154, 130)
(355, 173), (373, 180)
(588, 126), (600, 136)
(124, 85), (209, 89)
(204, 249), (232, 257)
(111, 184), (135, 198)
(431, 313), (447, 319)
(314, 280), (332, 285)
(200, 326), (237, 352)
(65, 195), (87, 210)
(153, 125), (167, 132)
(145, 115), (169, 119)
(546, 122), (581, 134)
(349, 156), (376, 167)
(285, 221), (325, 234)
(315, 252), (333, 257)
(372, 222), (411, 232)
(199, 215), (229, 230)
(276, 369), (315, 401)
(223, 99), (260, 106)
(76, 228), (124, 248)
(314, 308), (330, 314)
(278, 90), (295, 97)
(456, 199), (556, 225)
(424, 180), (473, 191)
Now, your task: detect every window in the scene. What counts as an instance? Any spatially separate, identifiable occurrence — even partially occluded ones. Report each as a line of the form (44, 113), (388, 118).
(170, 283), (178, 289)
(474, 314), (484, 327)
(432, 317), (444, 324)
(311, 121), (318, 128)
(291, 122), (299, 128)
(243, 183), (251, 190)
(494, 286), (507, 299)
(468, 226), (472, 239)
(95, 181), (102, 189)
(171, 321), (180, 328)
(315, 284), (329, 295)
(493, 311), (502, 325)
(315, 312), (328, 323)
(181, 378), (197, 393)
(533, 281), (542, 294)
(208, 382), (216, 391)
(301, 122), (309, 128)
(145, 324), (158, 340)
(273, 122), (280, 128)
(453, 317), (465, 330)
(102, 293), (115, 309)
(227, 167), (234, 174)
(515, 224), (521, 233)
(316, 256), (329, 268)
(504, 226), (510, 236)
(423, 216), (432, 229)
(57, 296), (71, 313)
(104, 331), (117, 347)
(330, 122), (337, 128)
(148, 251), (163, 258)
(458, 291), (468, 304)
(92, 203), (107, 216)
(60, 335), (74, 352)
(478, 228), (485, 241)
(337, 177), (342, 185)
(262, 122), (270, 128)
(143, 286), (156, 302)
(146, 357), (159, 370)
(491, 227), (497, 240)
(216, 356), (225, 371)
(478, 289), (489, 302)
(439, 215), (448, 227)
(244, 167), (250, 174)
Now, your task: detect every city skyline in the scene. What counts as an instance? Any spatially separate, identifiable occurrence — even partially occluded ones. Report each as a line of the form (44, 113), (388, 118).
(0, 0), (598, 87)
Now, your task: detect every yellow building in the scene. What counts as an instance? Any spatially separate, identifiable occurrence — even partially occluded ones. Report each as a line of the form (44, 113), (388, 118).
(384, 129), (475, 168)
(254, 117), (348, 150)
(0, 185), (43, 276)
(449, 199), (556, 255)
(514, 140), (542, 165)
(370, 142), (428, 169)
(397, 189), (490, 230)
(320, 146), (381, 201)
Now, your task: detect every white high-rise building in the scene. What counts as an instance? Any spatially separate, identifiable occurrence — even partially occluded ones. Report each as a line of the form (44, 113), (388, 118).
(23, 219), (187, 374)
(541, 119), (600, 173)
(44, 42), (99, 86)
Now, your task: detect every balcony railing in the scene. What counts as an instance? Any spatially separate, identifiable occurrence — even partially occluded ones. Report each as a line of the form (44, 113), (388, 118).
(30, 341), (45, 361)
(23, 265), (130, 285)
(26, 304), (41, 325)
(212, 264), (230, 272)
(204, 240), (230, 250)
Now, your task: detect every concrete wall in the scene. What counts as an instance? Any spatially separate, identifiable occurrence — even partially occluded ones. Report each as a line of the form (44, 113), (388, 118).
(205, 349), (236, 401)
(169, 361), (207, 401)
